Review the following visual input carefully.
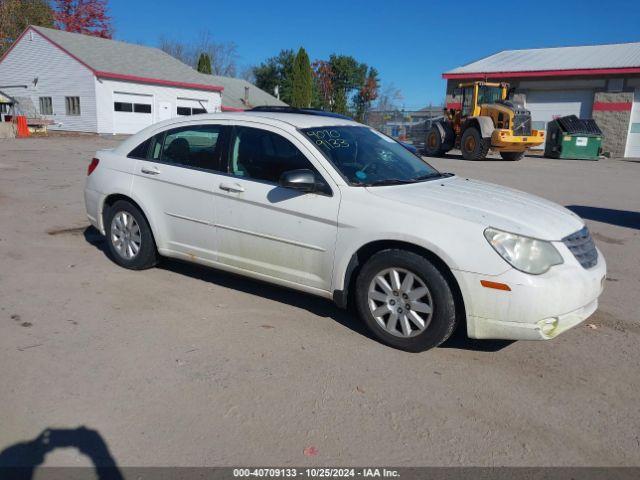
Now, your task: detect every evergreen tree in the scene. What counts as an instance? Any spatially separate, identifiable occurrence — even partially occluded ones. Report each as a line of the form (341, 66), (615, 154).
(197, 52), (212, 74)
(290, 47), (313, 108)
(253, 49), (295, 104)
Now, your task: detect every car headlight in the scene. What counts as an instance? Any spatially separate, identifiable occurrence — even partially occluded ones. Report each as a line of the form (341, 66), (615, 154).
(484, 227), (563, 275)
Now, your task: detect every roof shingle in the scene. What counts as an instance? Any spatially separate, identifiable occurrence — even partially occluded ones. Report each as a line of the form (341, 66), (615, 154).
(29, 26), (285, 108)
(445, 42), (640, 75)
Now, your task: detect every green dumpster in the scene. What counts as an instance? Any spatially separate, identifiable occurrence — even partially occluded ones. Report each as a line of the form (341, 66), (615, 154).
(544, 115), (602, 160)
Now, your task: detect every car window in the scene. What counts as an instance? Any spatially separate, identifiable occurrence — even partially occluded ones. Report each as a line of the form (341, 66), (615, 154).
(147, 125), (225, 171)
(128, 137), (152, 159)
(228, 126), (320, 184)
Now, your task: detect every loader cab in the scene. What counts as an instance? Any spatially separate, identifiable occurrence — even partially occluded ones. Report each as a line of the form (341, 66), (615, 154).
(457, 81), (508, 117)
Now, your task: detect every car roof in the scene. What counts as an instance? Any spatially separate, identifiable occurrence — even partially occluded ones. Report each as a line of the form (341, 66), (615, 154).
(211, 111), (360, 128)
(114, 111), (363, 154)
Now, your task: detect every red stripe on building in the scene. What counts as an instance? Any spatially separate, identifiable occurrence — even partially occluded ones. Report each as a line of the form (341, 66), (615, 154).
(593, 101), (632, 112)
(443, 67), (640, 80)
(95, 71), (223, 92)
(446, 102), (461, 110)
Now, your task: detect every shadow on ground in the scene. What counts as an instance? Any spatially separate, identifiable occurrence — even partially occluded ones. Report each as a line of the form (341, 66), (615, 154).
(0, 427), (122, 480)
(566, 205), (640, 230)
(84, 226), (512, 353)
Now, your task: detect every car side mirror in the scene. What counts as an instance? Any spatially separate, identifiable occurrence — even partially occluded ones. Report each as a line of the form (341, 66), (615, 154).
(279, 169), (317, 192)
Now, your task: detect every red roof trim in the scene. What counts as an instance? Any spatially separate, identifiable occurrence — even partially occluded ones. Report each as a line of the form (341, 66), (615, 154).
(96, 71), (223, 92)
(2, 26), (224, 93)
(221, 105), (245, 112)
(442, 67), (640, 79)
(593, 101), (632, 112)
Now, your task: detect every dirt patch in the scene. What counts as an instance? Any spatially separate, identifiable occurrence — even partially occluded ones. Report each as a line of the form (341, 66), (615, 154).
(47, 225), (89, 236)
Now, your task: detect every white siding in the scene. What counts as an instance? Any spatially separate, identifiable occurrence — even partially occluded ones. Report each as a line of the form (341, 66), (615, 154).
(0, 29), (97, 132)
(95, 78), (222, 134)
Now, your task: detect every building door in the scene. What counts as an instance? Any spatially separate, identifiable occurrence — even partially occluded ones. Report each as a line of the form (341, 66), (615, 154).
(158, 101), (172, 122)
(526, 89), (594, 148)
(112, 92), (154, 134)
(624, 89), (640, 158)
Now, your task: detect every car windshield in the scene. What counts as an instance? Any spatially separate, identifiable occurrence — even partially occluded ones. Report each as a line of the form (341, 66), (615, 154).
(301, 126), (441, 186)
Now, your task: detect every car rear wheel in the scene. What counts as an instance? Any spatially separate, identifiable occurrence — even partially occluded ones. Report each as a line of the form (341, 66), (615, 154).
(355, 249), (457, 352)
(460, 127), (490, 160)
(105, 200), (158, 270)
(500, 151), (525, 161)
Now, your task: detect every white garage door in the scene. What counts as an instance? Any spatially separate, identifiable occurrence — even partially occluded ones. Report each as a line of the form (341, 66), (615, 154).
(526, 90), (594, 147)
(113, 92), (154, 134)
(624, 89), (640, 158)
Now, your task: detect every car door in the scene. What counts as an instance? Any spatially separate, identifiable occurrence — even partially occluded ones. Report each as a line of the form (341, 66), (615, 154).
(215, 123), (340, 292)
(131, 123), (228, 260)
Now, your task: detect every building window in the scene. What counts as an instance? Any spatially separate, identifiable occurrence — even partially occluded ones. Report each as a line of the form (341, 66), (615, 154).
(114, 102), (152, 114)
(65, 96), (81, 116)
(39, 97), (53, 115)
(177, 106), (207, 116)
(134, 103), (152, 114)
(114, 102), (133, 112)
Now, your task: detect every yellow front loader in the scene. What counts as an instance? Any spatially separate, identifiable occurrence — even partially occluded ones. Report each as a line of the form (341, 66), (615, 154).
(425, 81), (545, 161)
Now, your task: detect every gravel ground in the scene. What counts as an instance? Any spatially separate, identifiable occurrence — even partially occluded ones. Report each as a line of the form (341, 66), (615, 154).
(0, 136), (639, 468)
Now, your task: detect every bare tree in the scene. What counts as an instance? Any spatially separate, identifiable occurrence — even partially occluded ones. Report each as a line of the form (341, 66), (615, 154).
(238, 65), (256, 83)
(376, 83), (404, 111)
(158, 35), (191, 64)
(158, 30), (238, 76)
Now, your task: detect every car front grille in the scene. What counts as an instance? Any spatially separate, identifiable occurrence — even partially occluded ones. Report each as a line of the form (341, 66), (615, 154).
(512, 111), (532, 136)
(562, 226), (598, 269)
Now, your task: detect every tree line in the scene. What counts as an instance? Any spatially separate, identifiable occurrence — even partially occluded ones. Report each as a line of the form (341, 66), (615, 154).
(0, 1), (404, 118)
(253, 48), (384, 121)
(0, 0), (112, 52)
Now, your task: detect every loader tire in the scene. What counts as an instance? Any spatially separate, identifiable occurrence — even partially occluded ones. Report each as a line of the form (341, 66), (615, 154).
(460, 127), (490, 160)
(425, 126), (448, 157)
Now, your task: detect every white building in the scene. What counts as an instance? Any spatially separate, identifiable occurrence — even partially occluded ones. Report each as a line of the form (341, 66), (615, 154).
(0, 26), (285, 135)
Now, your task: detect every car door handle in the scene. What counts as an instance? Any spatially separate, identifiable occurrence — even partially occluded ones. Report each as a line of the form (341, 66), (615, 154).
(219, 182), (244, 193)
(141, 166), (160, 175)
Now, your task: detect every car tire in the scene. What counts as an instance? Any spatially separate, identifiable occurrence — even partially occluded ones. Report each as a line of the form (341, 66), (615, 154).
(104, 200), (158, 270)
(354, 249), (457, 352)
(500, 151), (525, 161)
(460, 127), (490, 160)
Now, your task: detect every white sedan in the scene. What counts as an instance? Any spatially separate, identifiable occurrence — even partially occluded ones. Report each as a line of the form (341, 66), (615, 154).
(84, 110), (606, 352)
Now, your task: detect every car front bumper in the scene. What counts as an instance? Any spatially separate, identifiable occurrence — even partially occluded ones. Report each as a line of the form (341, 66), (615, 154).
(454, 247), (606, 341)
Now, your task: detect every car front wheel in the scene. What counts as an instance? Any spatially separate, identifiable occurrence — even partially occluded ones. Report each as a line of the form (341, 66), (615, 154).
(355, 249), (457, 352)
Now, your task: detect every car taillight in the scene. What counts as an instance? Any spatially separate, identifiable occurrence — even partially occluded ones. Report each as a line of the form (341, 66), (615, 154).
(87, 158), (99, 176)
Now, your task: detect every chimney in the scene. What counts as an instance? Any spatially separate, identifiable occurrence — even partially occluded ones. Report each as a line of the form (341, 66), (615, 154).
(244, 86), (250, 104)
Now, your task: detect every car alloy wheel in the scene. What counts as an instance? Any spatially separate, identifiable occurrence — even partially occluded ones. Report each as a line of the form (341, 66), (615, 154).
(110, 210), (142, 260)
(367, 267), (433, 338)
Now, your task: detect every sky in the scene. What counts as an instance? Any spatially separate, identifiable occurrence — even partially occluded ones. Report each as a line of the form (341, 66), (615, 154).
(108, 0), (640, 109)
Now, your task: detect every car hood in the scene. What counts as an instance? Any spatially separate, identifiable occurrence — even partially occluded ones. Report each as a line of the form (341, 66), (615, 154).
(366, 176), (584, 240)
